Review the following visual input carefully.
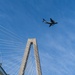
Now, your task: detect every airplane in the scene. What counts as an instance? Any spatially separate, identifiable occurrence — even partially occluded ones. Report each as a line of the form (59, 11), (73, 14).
(43, 18), (58, 27)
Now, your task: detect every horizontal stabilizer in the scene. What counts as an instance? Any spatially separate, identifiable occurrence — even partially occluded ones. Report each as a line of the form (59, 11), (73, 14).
(42, 18), (46, 22)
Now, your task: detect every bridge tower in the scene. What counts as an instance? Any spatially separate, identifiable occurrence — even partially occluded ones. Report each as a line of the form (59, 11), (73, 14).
(19, 38), (42, 75)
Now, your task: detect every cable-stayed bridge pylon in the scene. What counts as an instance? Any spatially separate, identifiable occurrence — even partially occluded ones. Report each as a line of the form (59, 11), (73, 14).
(19, 38), (42, 75)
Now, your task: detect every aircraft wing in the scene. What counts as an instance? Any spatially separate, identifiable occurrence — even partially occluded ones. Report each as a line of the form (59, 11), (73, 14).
(50, 18), (55, 23)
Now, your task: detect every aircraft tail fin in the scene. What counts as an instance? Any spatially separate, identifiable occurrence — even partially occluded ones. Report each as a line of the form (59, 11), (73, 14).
(42, 18), (46, 22)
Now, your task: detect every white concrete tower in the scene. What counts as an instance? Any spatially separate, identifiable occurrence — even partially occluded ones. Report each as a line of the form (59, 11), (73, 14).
(19, 38), (42, 75)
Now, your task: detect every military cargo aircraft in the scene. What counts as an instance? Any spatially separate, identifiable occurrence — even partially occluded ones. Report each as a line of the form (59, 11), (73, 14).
(43, 18), (58, 27)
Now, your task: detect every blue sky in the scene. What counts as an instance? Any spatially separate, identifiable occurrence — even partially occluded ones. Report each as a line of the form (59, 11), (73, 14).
(0, 0), (75, 75)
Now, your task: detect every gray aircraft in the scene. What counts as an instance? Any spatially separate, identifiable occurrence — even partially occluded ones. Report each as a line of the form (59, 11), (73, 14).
(43, 18), (58, 27)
